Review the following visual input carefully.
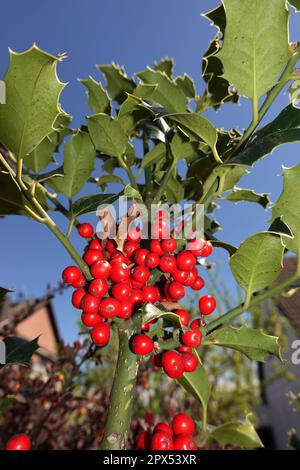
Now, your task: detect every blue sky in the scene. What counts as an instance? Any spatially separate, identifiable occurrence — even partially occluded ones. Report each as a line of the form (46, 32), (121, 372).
(1, 0), (300, 342)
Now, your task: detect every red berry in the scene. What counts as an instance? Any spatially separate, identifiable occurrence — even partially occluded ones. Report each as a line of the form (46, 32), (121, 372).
(135, 431), (150, 450)
(172, 269), (189, 284)
(127, 227), (141, 242)
(182, 352), (199, 372)
(154, 422), (173, 437)
(201, 240), (213, 257)
(190, 318), (201, 329)
(177, 345), (192, 354)
(161, 238), (177, 253)
(162, 351), (184, 379)
(83, 249), (103, 266)
(172, 413), (195, 436)
(90, 260), (111, 280)
(182, 329), (202, 347)
(72, 288), (86, 309)
(131, 279), (145, 289)
(106, 239), (117, 253)
(134, 248), (150, 265)
(175, 309), (189, 327)
(71, 274), (86, 288)
(88, 279), (108, 298)
(81, 294), (100, 314)
(78, 223), (94, 238)
(99, 298), (120, 318)
(191, 276), (205, 291)
(88, 239), (103, 251)
(111, 282), (132, 301)
(5, 434), (31, 451)
(81, 312), (103, 327)
(132, 266), (150, 284)
(168, 281), (185, 300)
(124, 241), (140, 258)
(62, 266), (81, 284)
(199, 295), (216, 315)
(118, 300), (133, 319)
(145, 252), (160, 269)
(150, 431), (173, 450)
(142, 285), (158, 303)
(131, 334), (154, 355)
(110, 251), (128, 264)
(176, 251), (196, 271)
(159, 255), (177, 273)
(90, 323), (110, 346)
(110, 261), (130, 283)
(173, 434), (197, 450)
(180, 270), (197, 287)
(150, 240), (164, 256)
(130, 288), (144, 305)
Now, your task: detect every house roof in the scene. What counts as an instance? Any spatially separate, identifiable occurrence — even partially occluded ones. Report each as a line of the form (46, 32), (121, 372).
(276, 256), (300, 331)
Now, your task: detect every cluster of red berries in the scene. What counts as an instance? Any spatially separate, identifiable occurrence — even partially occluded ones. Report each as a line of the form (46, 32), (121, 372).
(5, 434), (31, 451)
(62, 216), (215, 355)
(135, 413), (198, 450)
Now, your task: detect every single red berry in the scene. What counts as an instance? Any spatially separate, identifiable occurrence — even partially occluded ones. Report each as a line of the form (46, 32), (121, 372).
(177, 345), (192, 354)
(141, 322), (150, 332)
(172, 413), (195, 436)
(106, 239), (117, 253)
(132, 266), (150, 284)
(159, 255), (177, 273)
(78, 223), (94, 238)
(191, 276), (205, 291)
(199, 294), (216, 315)
(168, 281), (185, 300)
(71, 274), (87, 288)
(150, 431), (173, 450)
(118, 300), (133, 319)
(154, 422), (173, 438)
(90, 323), (110, 346)
(161, 238), (177, 253)
(131, 334), (154, 355)
(83, 249), (103, 266)
(5, 434), (31, 451)
(150, 239), (164, 256)
(88, 279), (108, 298)
(135, 431), (151, 450)
(99, 298), (120, 318)
(72, 287), (86, 309)
(182, 352), (199, 372)
(90, 260), (111, 280)
(190, 318), (201, 329)
(62, 266), (81, 284)
(145, 252), (160, 269)
(127, 226), (142, 242)
(175, 309), (189, 327)
(81, 312), (104, 327)
(110, 261), (130, 283)
(124, 241), (140, 258)
(130, 288), (144, 305)
(162, 351), (184, 379)
(172, 269), (189, 284)
(88, 239), (103, 251)
(176, 251), (196, 271)
(110, 251), (128, 264)
(201, 240), (213, 257)
(142, 285), (158, 303)
(81, 294), (100, 314)
(180, 270), (197, 287)
(111, 282), (132, 301)
(173, 434), (197, 450)
(131, 278), (145, 289)
(134, 248), (150, 265)
(182, 329), (202, 348)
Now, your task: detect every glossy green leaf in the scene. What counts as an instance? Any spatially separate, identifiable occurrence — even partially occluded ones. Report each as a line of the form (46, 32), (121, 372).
(140, 143), (167, 170)
(222, 187), (270, 208)
(143, 303), (181, 327)
(218, 0), (291, 100)
(96, 175), (125, 191)
(205, 325), (282, 361)
(154, 58), (174, 78)
(87, 113), (128, 158)
(48, 131), (95, 198)
(72, 193), (118, 217)
(272, 163), (300, 253)
(137, 68), (187, 113)
(0, 172), (28, 215)
(117, 94), (151, 135)
(170, 134), (203, 163)
(175, 75), (196, 99)
(0, 45), (66, 158)
(1, 336), (40, 368)
(98, 63), (135, 104)
(209, 414), (263, 449)
(80, 76), (111, 114)
(231, 104), (300, 166)
(289, 0), (300, 10)
(230, 232), (285, 300)
(122, 184), (143, 201)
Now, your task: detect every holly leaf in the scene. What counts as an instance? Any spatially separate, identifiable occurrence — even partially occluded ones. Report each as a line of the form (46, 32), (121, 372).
(98, 63), (135, 104)
(72, 194), (119, 217)
(139, 143), (167, 170)
(80, 76), (111, 115)
(209, 414), (263, 450)
(154, 58), (174, 78)
(175, 75), (196, 99)
(87, 113), (128, 158)
(289, 0), (300, 10)
(205, 325), (282, 361)
(143, 303), (181, 327)
(272, 163), (300, 253)
(0, 45), (66, 158)
(221, 187), (270, 208)
(0, 172), (29, 216)
(231, 104), (300, 166)
(96, 175), (125, 191)
(48, 130), (95, 198)
(1, 336), (40, 368)
(230, 232), (285, 301)
(218, 0), (291, 101)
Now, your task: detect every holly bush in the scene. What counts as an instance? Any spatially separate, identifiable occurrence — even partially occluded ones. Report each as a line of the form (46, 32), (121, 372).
(1, 0), (300, 451)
